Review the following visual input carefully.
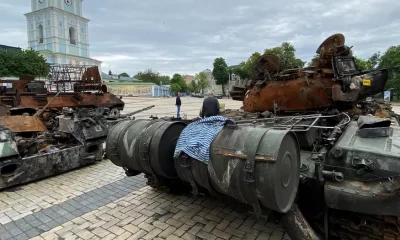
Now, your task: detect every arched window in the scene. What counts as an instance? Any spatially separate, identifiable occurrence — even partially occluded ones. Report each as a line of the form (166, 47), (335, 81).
(69, 27), (76, 45)
(38, 24), (44, 43)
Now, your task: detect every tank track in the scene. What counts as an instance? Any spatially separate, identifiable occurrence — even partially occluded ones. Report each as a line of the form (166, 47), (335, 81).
(329, 210), (400, 240)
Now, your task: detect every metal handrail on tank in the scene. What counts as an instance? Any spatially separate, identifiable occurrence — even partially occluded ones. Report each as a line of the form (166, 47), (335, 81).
(234, 112), (351, 132)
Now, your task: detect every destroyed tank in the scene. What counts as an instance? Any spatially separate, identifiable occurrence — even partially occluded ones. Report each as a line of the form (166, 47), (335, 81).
(105, 34), (400, 240)
(0, 65), (125, 119)
(0, 103), (155, 190)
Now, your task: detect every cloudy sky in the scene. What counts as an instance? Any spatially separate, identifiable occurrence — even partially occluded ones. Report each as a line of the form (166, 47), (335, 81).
(1, 0), (400, 76)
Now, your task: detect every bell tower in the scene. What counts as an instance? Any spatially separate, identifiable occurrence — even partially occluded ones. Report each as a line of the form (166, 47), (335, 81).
(24, 0), (101, 68)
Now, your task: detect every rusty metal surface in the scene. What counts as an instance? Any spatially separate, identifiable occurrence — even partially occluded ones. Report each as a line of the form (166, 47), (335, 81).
(0, 65), (124, 113)
(0, 92), (124, 110)
(0, 115), (47, 132)
(230, 33), (390, 114)
(316, 33), (345, 58)
(329, 210), (400, 240)
(47, 64), (102, 92)
(243, 77), (335, 112)
(252, 54), (280, 80)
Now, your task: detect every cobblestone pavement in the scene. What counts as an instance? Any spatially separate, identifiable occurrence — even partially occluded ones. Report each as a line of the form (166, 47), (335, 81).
(0, 160), (289, 240)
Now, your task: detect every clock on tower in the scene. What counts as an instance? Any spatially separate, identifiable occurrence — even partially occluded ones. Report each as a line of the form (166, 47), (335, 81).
(65, 0), (72, 6)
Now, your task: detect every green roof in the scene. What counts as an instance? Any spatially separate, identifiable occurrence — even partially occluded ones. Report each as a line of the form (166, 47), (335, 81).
(104, 82), (156, 86)
(0, 44), (22, 53)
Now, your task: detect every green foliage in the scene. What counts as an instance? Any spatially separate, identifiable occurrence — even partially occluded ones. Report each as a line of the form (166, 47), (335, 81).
(158, 75), (171, 85)
(171, 73), (187, 92)
(350, 50), (381, 71)
(231, 62), (247, 79)
(212, 57), (229, 95)
(187, 79), (200, 93)
(368, 52), (381, 69)
(195, 72), (209, 93)
(134, 69), (170, 86)
(231, 52), (262, 79)
(187, 82), (195, 93)
(0, 49), (50, 78)
(264, 42), (305, 70)
(307, 55), (319, 67)
(351, 46), (400, 98)
(170, 83), (181, 94)
(134, 69), (161, 85)
(119, 72), (130, 78)
(354, 57), (370, 71)
(380, 46), (400, 93)
(230, 43), (305, 80)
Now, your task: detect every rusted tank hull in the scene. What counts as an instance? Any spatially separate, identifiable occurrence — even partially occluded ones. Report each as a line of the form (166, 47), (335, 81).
(0, 143), (103, 190)
(0, 92), (124, 111)
(243, 78), (334, 112)
(0, 115), (47, 132)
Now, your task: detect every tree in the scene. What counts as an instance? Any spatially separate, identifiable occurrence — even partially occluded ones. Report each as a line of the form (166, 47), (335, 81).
(231, 52), (262, 80)
(0, 49), (50, 78)
(354, 56), (370, 71)
(134, 69), (161, 85)
(230, 42), (304, 80)
(119, 72), (130, 78)
(368, 52), (381, 70)
(188, 80), (198, 93)
(170, 83), (181, 94)
(231, 61), (248, 79)
(158, 75), (171, 85)
(187, 83), (195, 93)
(264, 42), (305, 70)
(194, 72), (208, 93)
(380, 46), (400, 98)
(351, 47), (400, 99)
(212, 57), (229, 95)
(350, 50), (381, 71)
(171, 73), (187, 92)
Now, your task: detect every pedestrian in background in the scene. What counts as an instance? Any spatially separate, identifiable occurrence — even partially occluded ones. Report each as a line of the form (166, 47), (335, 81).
(176, 92), (182, 118)
(200, 92), (220, 118)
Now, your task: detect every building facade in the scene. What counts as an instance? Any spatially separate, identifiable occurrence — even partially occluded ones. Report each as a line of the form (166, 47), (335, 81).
(24, 0), (101, 68)
(0, 45), (22, 53)
(200, 69), (224, 94)
(105, 82), (171, 97)
(183, 75), (194, 85)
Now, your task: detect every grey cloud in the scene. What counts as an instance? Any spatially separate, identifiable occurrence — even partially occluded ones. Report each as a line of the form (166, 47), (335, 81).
(1, 0), (400, 76)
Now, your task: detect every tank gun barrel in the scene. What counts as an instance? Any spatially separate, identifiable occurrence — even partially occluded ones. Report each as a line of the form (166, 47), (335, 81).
(119, 105), (155, 118)
(358, 64), (400, 75)
(384, 64), (400, 72)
